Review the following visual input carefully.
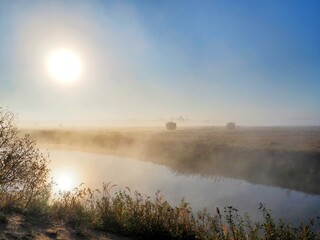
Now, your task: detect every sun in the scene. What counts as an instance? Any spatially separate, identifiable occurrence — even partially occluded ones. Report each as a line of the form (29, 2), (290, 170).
(47, 48), (81, 84)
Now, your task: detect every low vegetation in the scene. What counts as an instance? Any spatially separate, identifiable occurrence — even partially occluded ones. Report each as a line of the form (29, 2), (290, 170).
(0, 108), (50, 211)
(2, 182), (320, 240)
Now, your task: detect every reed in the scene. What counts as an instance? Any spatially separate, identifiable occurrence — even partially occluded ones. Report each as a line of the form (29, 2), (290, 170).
(46, 183), (320, 240)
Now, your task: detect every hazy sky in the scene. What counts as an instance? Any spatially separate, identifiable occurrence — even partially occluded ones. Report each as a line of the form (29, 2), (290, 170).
(0, 0), (319, 125)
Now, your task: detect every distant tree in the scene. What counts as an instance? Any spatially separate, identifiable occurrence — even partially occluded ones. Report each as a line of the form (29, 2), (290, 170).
(0, 108), (50, 208)
(226, 122), (236, 130)
(166, 122), (177, 131)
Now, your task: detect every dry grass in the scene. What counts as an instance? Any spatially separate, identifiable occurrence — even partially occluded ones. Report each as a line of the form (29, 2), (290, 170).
(1, 182), (319, 240)
(40, 183), (320, 239)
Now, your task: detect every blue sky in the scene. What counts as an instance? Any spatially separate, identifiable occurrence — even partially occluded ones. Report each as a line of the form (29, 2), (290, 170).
(0, 0), (319, 125)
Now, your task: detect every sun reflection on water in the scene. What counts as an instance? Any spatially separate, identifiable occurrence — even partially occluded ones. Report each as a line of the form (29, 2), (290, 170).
(52, 169), (79, 193)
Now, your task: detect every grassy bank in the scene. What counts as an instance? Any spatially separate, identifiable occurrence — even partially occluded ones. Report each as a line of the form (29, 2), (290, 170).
(1, 183), (320, 240)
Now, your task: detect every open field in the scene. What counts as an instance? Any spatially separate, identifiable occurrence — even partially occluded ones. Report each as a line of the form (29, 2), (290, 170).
(24, 126), (320, 194)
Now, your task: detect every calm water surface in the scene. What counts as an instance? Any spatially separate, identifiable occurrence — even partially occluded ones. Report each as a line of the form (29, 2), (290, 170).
(48, 149), (320, 225)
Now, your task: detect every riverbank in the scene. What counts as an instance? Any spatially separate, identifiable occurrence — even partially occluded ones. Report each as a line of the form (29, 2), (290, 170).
(2, 183), (319, 240)
(0, 212), (130, 240)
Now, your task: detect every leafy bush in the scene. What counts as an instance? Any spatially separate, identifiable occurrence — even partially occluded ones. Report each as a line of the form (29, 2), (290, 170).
(226, 122), (236, 130)
(0, 211), (8, 224)
(0, 108), (50, 211)
(166, 122), (177, 131)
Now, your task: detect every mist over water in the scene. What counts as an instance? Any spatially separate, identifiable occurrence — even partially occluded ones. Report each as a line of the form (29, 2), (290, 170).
(33, 126), (320, 228)
(48, 149), (320, 225)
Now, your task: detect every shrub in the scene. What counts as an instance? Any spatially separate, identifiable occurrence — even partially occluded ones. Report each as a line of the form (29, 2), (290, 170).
(0, 211), (8, 224)
(166, 122), (177, 131)
(0, 108), (50, 210)
(226, 122), (236, 130)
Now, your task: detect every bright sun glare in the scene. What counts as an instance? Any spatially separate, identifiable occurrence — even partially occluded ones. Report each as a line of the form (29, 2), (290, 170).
(47, 49), (81, 84)
(54, 171), (77, 192)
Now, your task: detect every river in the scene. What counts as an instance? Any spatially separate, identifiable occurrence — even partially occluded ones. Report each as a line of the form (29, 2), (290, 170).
(48, 149), (320, 225)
